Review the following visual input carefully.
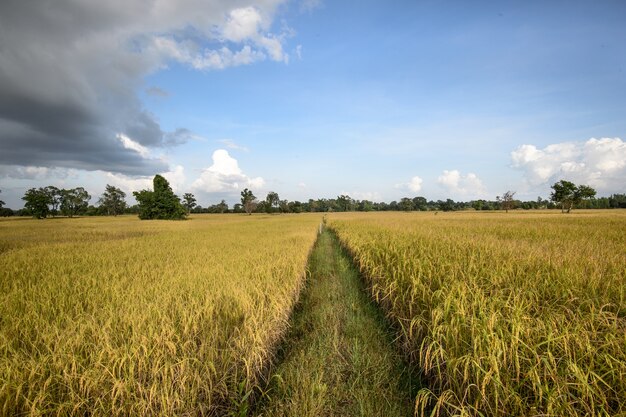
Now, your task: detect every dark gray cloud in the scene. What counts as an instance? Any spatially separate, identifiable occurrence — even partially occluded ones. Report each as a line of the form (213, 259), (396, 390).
(0, 0), (287, 175)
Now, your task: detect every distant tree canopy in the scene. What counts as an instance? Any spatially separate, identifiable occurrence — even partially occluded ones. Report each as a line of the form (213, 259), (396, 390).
(98, 184), (127, 216)
(265, 191), (279, 213)
(60, 187), (91, 217)
(497, 191), (516, 213)
(550, 180), (596, 213)
(133, 175), (186, 220)
(22, 188), (52, 219)
(240, 188), (257, 215)
(182, 193), (197, 214)
(0, 189), (4, 209)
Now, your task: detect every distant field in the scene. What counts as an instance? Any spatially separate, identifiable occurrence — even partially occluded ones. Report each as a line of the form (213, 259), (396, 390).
(0, 214), (320, 416)
(329, 210), (626, 416)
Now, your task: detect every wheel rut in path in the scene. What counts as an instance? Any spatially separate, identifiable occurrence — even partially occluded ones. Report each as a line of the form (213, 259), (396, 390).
(254, 229), (419, 417)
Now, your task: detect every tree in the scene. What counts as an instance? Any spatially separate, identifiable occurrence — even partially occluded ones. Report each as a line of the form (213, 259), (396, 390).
(399, 197), (414, 211)
(44, 186), (62, 216)
(60, 187), (91, 217)
(412, 196), (428, 211)
(265, 191), (279, 213)
(98, 184), (126, 216)
(496, 191), (516, 213)
(240, 188), (257, 215)
(182, 193), (197, 214)
(0, 189), (4, 209)
(133, 175), (186, 220)
(22, 188), (52, 219)
(278, 199), (290, 213)
(550, 180), (596, 213)
(335, 195), (354, 212)
(216, 199), (228, 213)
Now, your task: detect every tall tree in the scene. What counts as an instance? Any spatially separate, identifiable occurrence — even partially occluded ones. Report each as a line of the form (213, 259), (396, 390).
(44, 186), (61, 216)
(133, 175), (186, 220)
(60, 187), (91, 217)
(265, 191), (279, 213)
(182, 193), (197, 214)
(550, 181), (596, 213)
(240, 188), (257, 215)
(216, 199), (228, 213)
(0, 189), (4, 209)
(399, 197), (414, 211)
(98, 184), (127, 216)
(496, 191), (516, 213)
(22, 187), (52, 219)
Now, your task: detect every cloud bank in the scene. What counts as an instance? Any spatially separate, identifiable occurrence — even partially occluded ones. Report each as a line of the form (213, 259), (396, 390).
(192, 149), (264, 193)
(0, 0), (291, 176)
(511, 138), (625, 193)
(437, 170), (488, 199)
(395, 176), (423, 193)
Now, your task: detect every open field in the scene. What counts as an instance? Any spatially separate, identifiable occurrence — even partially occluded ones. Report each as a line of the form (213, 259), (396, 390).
(0, 214), (320, 416)
(328, 210), (626, 416)
(2, 210), (625, 416)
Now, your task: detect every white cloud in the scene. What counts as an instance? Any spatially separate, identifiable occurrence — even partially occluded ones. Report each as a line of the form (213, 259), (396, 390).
(219, 139), (249, 152)
(117, 133), (150, 158)
(192, 149), (264, 193)
(0, 165), (77, 180)
(511, 137), (626, 193)
(437, 170), (487, 199)
(105, 165), (186, 195)
(341, 191), (382, 202)
(395, 176), (423, 193)
(297, 182), (307, 188)
(223, 7), (266, 42)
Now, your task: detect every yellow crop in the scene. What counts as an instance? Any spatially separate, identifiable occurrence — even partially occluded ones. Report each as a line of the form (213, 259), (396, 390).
(328, 210), (626, 417)
(0, 214), (320, 416)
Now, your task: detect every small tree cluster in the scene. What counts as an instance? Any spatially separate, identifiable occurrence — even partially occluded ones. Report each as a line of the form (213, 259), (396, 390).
(240, 188), (257, 215)
(21, 187), (91, 218)
(133, 175), (186, 220)
(550, 180), (596, 213)
(98, 185), (127, 216)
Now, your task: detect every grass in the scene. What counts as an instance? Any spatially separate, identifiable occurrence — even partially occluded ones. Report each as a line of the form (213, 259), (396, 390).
(328, 210), (626, 417)
(0, 214), (320, 416)
(255, 228), (418, 417)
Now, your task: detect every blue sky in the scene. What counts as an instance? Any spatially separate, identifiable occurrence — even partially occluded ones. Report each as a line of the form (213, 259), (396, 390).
(1, 0), (625, 208)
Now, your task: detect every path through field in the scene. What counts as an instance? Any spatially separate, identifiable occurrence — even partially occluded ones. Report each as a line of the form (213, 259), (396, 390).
(254, 229), (418, 416)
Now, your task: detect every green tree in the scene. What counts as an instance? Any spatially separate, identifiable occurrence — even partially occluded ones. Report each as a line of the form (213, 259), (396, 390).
(182, 193), (197, 214)
(335, 195), (354, 212)
(216, 199), (228, 213)
(98, 184), (127, 216)
(0, 189), (4, 209)
(399, 197), (413, 211)
(550, 181), (596, 213)
(22, 187), (52, 219)
(60, 187), (91, 217)
(44, 186), (61, 216)
(496, 190), (516, 213)
(265, 191), (279, 213)
(240, 188), (257, 215)
(412, 196), (428, 211)
(133, 175), (186, 220)
(278, 199), (290, 213)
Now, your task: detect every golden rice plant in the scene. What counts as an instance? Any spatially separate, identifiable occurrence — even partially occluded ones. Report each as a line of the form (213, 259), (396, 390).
(329, 210), (626, 417)
(0, 214), (320, 416)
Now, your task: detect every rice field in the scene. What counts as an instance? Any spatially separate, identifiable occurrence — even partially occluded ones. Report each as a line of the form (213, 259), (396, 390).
(328, 210), (626, 417)
(0, 214), (320, 416)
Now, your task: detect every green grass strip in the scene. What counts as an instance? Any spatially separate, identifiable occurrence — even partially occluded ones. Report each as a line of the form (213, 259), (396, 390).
(255, 229), (419, 416)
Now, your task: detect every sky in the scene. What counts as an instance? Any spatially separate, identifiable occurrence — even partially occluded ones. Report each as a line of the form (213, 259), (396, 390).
(1, 0), (625, 208)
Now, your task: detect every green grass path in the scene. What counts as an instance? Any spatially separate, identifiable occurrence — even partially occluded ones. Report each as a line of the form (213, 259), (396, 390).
(254, 229), (418, 416)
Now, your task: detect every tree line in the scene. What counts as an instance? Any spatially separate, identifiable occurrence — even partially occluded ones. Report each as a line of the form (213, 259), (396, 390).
(1, 178), (624, 219)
